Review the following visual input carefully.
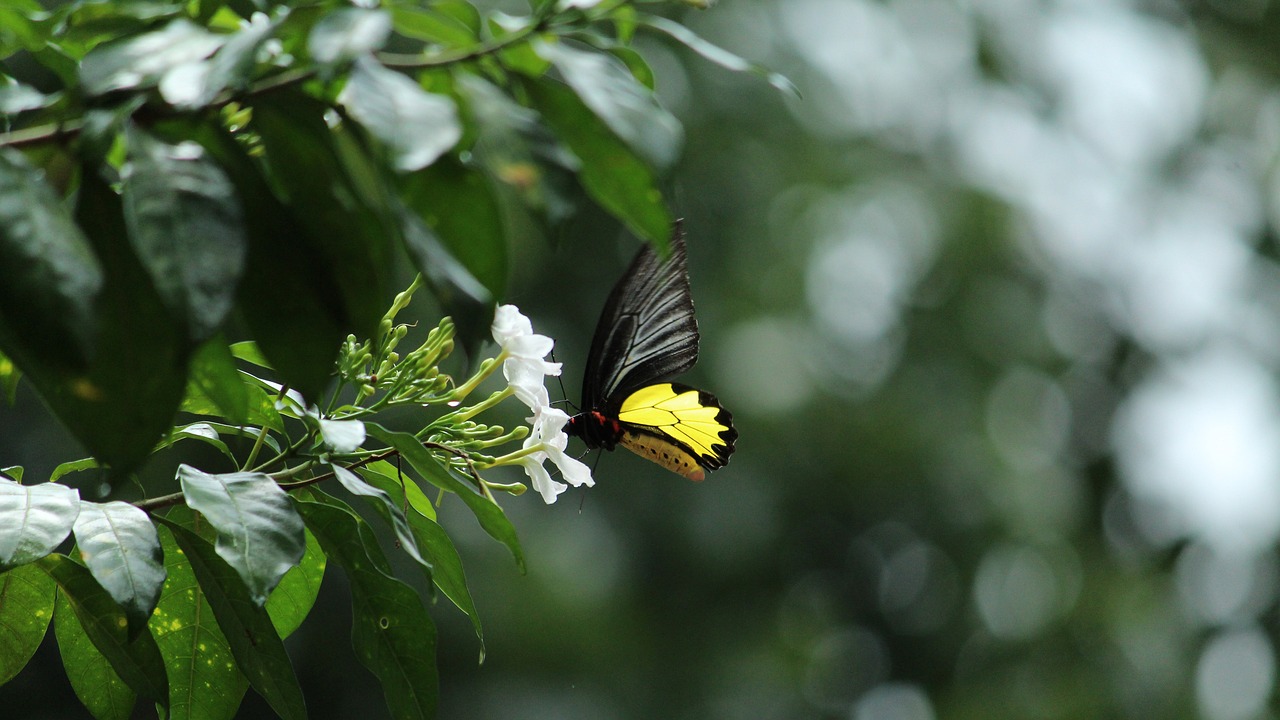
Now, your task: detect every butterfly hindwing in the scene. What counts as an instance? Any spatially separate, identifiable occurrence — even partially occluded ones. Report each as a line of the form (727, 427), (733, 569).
(616, 383), (737, 480)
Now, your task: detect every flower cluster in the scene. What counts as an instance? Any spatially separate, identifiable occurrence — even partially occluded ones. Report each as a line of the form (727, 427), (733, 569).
(490, 305), (594, 503)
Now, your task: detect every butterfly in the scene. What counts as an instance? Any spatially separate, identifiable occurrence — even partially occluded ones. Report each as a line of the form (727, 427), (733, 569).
(566, 221), (737, 481)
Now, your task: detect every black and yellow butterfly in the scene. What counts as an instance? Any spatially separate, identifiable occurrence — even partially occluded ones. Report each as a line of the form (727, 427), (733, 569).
(566, 222), (737, 480)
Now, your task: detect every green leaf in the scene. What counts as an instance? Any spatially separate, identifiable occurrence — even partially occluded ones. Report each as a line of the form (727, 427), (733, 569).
(154, 518), (306, 720)
(458, 73), (579, 230)
(54, 588), (136, 720)
(395, 202), (493, 360)
(121, 126), (247, 344)
(49, 457), (99, 483)
(332, 465), (429, 570)
(0, 478), (80, 569)
(639, 15), (799, 97)
(400, 156), (507, 299)
(150, 512), (248, 720)
(366, 424), (524, 571)
(338, 56), (461, 172)
(359, 463), (483, 657)
(190, 125), (349, 402)
(265, 528), (325, 640)
(161, 13), (276, 108)
(176, 465), (306, 604)
(0, 148), (103, 369)
(187, 339), (251, 425)
(523, 75), (672, 247)
(79, 19), (224, 96)
(0, 563), (55, 684)
(0, 77), (54, 113)
(155, 423), (236, 464)
(535, 40), (682, 171)
(38, 554), (169, 705)
(249, 91), (395, 358)
(389, 6), (477, 46)
(0, 465), (21, 483)
(294, 494), (438, 720)
(308, 7), (392, 66)
(71, 501), (166, 637)
(228, 341), (270, 368)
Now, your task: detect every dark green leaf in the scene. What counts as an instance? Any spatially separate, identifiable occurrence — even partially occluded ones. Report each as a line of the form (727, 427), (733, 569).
(154, 518), (306, 720)
(38, 554), (168, 705)
(181, 381), (285, 435)
(0, 148), (103, 369)
(0, 563), (55, 684)
(79, 19), (224, 96)
(121, 126), (246, 344)
(54, 588), (136, 720)
(0, 478), (80, 569)
(294, 495), (438, 720)
(265, 528), (325, 640)
(154, 423), (236, 463)
(400, 156), (507, 299)
(523, 75), (672, 247)
(187, 338), (251, 425)
(332, 465), (430, 570)
(360, 463), (483, 656)
(308, 8), (392, 66)
(71, 501), (165, 637)
(249, 92), (395, 358)
(366, 424), (524, 571)
(177, 466), (306, 604)
(396, 202), (493, 360)
(639, 15), (800, 97)
(535, 40), (682, 171)
(189, 125), (348, 402)
(339, 56), (461, 172)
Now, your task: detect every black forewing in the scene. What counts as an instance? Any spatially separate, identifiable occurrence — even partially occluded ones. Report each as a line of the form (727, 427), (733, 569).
(581, 222), (700, 413)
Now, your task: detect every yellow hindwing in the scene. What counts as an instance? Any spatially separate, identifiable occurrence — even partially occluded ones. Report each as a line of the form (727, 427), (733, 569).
(616, 383), (736, 474)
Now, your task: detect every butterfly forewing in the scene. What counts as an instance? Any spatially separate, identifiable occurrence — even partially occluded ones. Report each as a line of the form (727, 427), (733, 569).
(581, 223), (700, 412)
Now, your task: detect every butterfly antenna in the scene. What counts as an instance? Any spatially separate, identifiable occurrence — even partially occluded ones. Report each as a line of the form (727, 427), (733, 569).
(549, 350), (577, 413)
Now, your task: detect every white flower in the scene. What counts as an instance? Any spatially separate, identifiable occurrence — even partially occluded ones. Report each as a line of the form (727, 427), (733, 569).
(517, 406), (595, 504)
(491, 305), (561, 412)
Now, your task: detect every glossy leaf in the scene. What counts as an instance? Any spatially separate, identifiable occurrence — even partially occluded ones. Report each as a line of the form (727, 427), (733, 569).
(49, 457), (99, 483)
(294, 495), (438, 720)
(535, 40), (682, 171)
(154, 518), (306, 720)
(339, 56), (461, 172)
(523, 75), (672, 248)
(155, 423), (236, 463)
(54, 588), (136, 720)
(121, 126), (246, 344)
(160, 14), (275, 108)
(0, 465), (21, 483)
(265, 528), (325, 640)
(332, 465), (429, 569)
(0, 563), (55, 684)
(176, 466), (306, 604)
(366, 424), (524, 571)
(640, 15), (800, 97)
(38, 554), (169, 705)
(151, 515), (248, 720)
(359, 464), (483, 655)
(0, 148), (103, 369)
(79, 20), (223, 96)
(71, 501), (166, 636)
(0, 478), (80, 569)
(308, 8), (392, 66)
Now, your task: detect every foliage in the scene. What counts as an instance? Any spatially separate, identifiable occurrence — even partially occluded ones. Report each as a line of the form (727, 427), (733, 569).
(0, 0), (782, 717)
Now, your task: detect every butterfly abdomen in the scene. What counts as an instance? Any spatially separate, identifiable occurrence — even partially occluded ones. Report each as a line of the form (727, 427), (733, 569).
(618, 429), (707, 481)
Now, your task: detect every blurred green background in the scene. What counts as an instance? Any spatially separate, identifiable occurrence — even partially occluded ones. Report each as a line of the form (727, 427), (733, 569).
(8, 0), (1280, 718)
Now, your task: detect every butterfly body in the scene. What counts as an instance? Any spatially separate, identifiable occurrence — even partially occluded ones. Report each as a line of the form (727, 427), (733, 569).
(567, 224), (737, 480)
